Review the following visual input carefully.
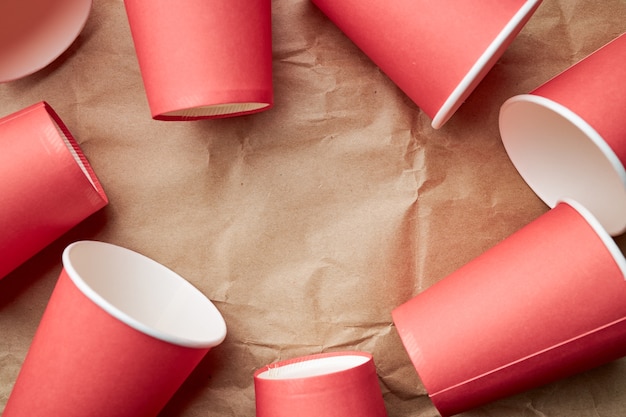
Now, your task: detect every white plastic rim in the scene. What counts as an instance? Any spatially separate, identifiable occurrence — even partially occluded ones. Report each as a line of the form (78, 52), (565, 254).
(431, 0), (541, 129)
(256, 353), (371, 380)
(62, 240), (227, 348)
(499, 94), (626, 236)
(560, 199), (626, 278)
(0, 0), (92, 83)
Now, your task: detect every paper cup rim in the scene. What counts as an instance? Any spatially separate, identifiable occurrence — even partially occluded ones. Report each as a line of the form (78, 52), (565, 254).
(62, 240), (227, 348)
(254, 351), (373, 380)
(558, 199), (626, 278)
(499, 93), (626, 235)
(431, 0), (542, 129)
(0, 0), (92, 83)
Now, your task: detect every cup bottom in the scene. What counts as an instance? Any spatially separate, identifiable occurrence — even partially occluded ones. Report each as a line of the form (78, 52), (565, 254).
(155, 101), (272, 121)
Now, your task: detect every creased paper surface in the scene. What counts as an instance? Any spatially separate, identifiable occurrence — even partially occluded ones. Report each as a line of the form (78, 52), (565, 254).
(1, 1), (625, 416)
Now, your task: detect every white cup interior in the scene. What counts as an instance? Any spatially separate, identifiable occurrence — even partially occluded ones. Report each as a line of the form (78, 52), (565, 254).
(0, 0), (92, 82)
(63, 240), (227, 348)
(499, 94), (626, 236)
(256, 354), (370, 380)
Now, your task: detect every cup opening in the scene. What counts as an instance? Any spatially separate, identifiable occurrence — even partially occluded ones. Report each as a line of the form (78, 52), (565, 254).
(256, 353), (371, 380)
(499, 94), (626, 236)
(432, 0), (542, 129)
(62, 240), (227, 348)
(158, 102), (271, 120)
(0, 0), (92, 82)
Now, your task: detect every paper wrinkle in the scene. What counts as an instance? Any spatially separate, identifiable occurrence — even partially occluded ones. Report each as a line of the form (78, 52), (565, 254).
(525, 401), (550, 417)
(2, 1), (626, 417)
(0, 353), (24, 407)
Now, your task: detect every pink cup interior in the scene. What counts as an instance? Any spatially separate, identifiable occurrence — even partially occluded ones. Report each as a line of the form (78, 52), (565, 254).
(0, 0), (92, 82)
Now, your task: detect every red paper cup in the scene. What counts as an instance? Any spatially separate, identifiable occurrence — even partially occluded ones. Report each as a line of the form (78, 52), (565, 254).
(0, 0), (92, 82)
(123, 0), (273, 121)
(3, 240), (227, 417)
(392, 200), (626, 417)
(254, 351), (388, 417)
(311, 0), (542, 129)
(499, 33), (626, 236)
(0, 102), (108, 279)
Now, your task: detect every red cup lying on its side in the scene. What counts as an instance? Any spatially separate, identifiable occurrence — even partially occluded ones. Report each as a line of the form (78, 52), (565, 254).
(0, 0), (92, 83)
(311, 0), (542, 128)
(254, 351), (388, 417)
(0, 101), (108, 279)
(3, 240), (228, 417)
(499, 32), (626, 236)
(123, 0), (273, 121)
(392, 200), (626, 417)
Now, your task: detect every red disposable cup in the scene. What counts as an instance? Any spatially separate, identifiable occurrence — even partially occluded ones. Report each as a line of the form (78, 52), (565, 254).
(3, 240), (227, 417)
(392, 200), (626, 417)
(123, 0), (273, 121)
(0, 102), (108, 279)
(311, 0), (542, 129)
(254, 351), (388, 417)
(0, 0), (92, 82)
(499, 33), (626, 236)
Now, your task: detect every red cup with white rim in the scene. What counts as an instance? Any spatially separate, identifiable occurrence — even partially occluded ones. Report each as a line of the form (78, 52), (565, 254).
(499, 33), (626, 236)
(0, 0), (92, 82)
(3, 240), (227, 417)
(254, 351), (388, 417)
(392, 200), (626, 416)
(311, 0), (542, 128)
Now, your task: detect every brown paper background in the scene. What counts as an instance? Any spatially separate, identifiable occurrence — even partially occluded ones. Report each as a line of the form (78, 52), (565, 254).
(1, 1), (626, 416)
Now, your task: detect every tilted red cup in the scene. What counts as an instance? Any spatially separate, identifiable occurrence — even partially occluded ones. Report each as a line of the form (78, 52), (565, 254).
(0, 0), (92, 82)
(0, 102), (108, 279)
(123, 0), (273, 120)
(3, 240), (227, 417)
(254, 351), (388, 417)
(393, 200), (626, 416)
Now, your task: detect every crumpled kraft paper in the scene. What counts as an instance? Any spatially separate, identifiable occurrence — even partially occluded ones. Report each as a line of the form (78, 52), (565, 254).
(1, 1), (625, 416)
